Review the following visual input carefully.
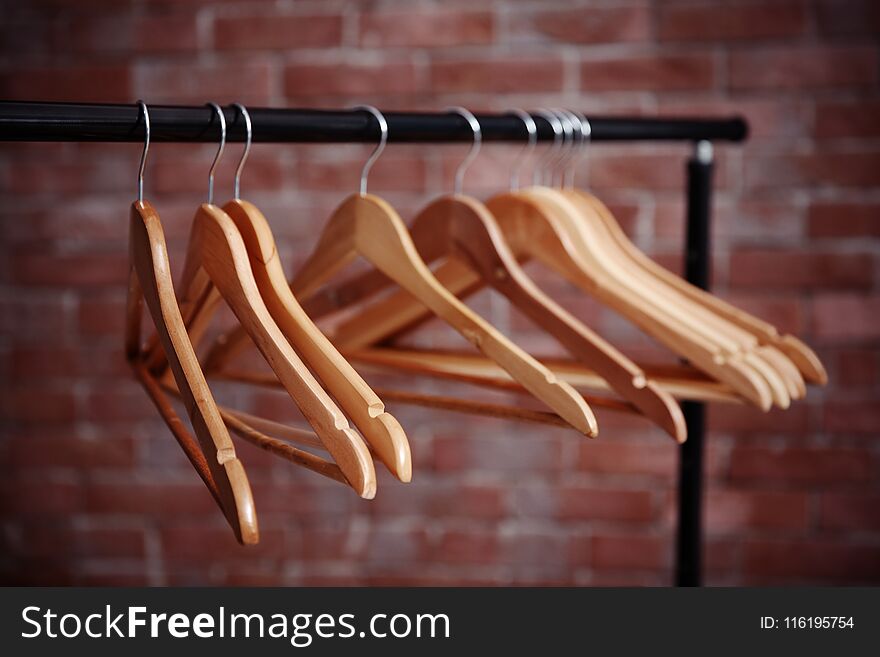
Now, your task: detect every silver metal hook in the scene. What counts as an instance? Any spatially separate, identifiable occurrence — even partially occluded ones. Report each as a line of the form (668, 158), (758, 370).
(136, 100), (150, 203)
(558, 109), (584, 189)
(446, 107), (482, 195)
(353, 105), (387, 196)
(570, 110), (591, 189)
(231, 103), (252, 201)
(506, 109), (537, 192)
(533, 109), (562, 187)
(206, 102), (226, 205)
(551, 109), (574, 188)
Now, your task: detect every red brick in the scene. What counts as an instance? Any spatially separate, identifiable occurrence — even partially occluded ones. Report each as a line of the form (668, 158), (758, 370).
(433, 435), (563, 474)
(728, 249), (874, 290)
(0, 479), (84, 515)
(83, 384), (154, 422)
(284, 60), (421, 98)
(659, 2), (807, 42)
(720, 294), (805, 335)
(12, 252), (127, 288)
(835, 349), (879, 387)
(729, 447), (873, 485)
(590, 533), (670, 570)
(744, 539), (880, 581)
(6, 434), (134, 468)
(434, 530), (498, 565)
(590, 153), (686, 191)
(816, 100), (880, 139)
(808, 202), (880, 239)
(1, 387), (78, 422)
(708, 404), (809, 434)
(11, 346), (79, 379)
(729, 45), (877, 90)
(510, 5), (650, 45)
(86, 481), (218, 515)
(0, 65), (131, 102)
(78, 293), (127, 337)
(815, 0), (880, 37)
(431, 55), (564, 93)
(214, 14), (342, 50)
(139, 60), (273, 105)
(578, 441), (677, 477)
(820, 493), (880, 532)
(658, 97), (812, 141)
(823, 398), (880, 434)
(812, 294), (880, 342)
(161, 524), (284, 560)
(581, 53), (715, 91)
(559, 487), (655, 522)
(706, 490), (809, 534)
(360, 9), (493, 48)
(747, 151), (880, 189)
(295, 154), (427, 192)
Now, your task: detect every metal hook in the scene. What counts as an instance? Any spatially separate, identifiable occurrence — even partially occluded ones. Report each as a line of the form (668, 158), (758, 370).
(231, 103), (252, 201)
(551, 109), (574, 188)
(533, 109), (562, 187)
(570, 110), (591, 189)
(557, 109), (584, 189)
(136, 100), (150, 203)
(352, 105), (387, 196)
(206, 102), (226, 205)
(506, 109), (537, 192)
(446, 107), (482, 195)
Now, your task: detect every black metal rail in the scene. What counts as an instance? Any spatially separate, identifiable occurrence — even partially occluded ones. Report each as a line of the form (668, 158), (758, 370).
(0, 100), (745, 587)
(0, 101), (748, 144)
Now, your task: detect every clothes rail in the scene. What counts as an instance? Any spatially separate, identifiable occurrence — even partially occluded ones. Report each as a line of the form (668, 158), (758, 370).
(0, 101), (748, 144)
(0, 100), (747, 587)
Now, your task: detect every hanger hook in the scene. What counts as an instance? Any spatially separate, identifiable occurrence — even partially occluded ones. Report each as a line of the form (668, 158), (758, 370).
(231, 103), (252, 201)
(533, 109), (562, 187)
(136, 100), (150, 203)
(446, 107), (482, 195)
(556, 109), (583, 189)
(506, 109), (537, 192)
(352, 105), (387, 196)
(551, 109), (575, 188)
(206, 102), (226, 205)
(569, 110), (591, 189)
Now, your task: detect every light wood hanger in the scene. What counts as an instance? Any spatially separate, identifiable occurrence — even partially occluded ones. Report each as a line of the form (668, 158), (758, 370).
(308, 114), (774, 410)
(150, 103), (376, 499)
(125, 103), (257, 544)
(186, 104), (411, 483)
(325, 108), (685, 441)
(346, 347), (744, 405)
(288, 106), (598, 437)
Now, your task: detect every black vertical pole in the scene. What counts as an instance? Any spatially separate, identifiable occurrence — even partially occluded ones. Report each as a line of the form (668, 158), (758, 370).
(675, 141), (714, 587)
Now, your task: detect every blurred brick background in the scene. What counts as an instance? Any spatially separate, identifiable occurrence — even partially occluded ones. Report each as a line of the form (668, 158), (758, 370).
(1, 0), (879, 585)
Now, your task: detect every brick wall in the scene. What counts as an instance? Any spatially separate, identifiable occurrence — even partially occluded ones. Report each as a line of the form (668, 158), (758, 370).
(1, 0), (878, 585)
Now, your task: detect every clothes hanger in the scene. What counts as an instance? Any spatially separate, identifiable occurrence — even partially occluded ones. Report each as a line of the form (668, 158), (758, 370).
(559, 111), (826, 387)
(183, 104), (411, 483)
(154, 102), (376, 499)
(307, 110), (773, 410)
(549, 109), (804, 403)
(324, 108), (685, 442)
(286, 106), (598, 437)
(124, 101), (258, 545)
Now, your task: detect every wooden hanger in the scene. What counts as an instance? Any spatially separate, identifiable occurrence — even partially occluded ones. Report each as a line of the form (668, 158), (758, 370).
(551, 179), (802, 403)
(567, 188), (826, 385)
(346, 347), (744, 405)
(127, 199), (258, 544)
(287, 106), (596, 436)
(125, 103), (257, 544)
(184, 104), (411, 483)
(149, 104), (376, 499)
(322, 107), (685, 441)
(551, 111), (809, 398)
